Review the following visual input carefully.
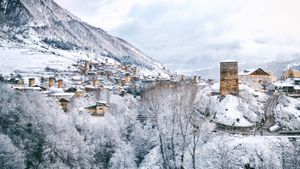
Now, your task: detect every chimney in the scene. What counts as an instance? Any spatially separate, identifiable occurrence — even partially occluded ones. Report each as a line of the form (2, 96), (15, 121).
(29, 78), (35, 87)
(58, 79), (63, 88)
(49, 77), (55, 88)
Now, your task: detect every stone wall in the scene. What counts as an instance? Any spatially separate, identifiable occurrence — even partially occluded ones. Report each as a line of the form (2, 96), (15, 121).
(220, 62), (239, 96)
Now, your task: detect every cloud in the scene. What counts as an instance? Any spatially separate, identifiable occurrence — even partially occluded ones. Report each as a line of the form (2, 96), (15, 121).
(55, 0), (300, 72)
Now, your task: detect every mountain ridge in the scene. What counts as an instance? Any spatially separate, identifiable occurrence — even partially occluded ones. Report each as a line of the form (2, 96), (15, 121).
(0, 0), (165, 72)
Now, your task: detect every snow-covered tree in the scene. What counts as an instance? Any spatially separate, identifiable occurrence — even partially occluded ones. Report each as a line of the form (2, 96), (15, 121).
(0, 84), (94, 168)
(0, 134), (25, 169)
(110, 142), (136, 169)
(140, 83), (215, 168)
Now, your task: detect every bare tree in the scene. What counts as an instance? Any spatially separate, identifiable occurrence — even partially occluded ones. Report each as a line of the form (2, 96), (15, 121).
(140, 83), (215, 169)
(140, 84), (172, 168)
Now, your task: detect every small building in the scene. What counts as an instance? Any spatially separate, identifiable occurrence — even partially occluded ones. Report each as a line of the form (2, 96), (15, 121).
(283, 69), (300, 80)
(180, 75), (186, 81)
(29, 78), (36, 87)
(92, 78), (100, 87)
(133, 67), (138, 75)
(49, 77), (55, 88)
(8, 77), (23, 85)
(75, 89), (87, 97)
(57, 79), (64, 88)
(125, 73), (131, 84)
(58, 98), (69, 112)
(83, 60), (92, 74)
(192, 76), (199, 84)
(239, 68), (276, 91)
(220, 61), (239, 96)
(270, 78), (300, 94)
(273, 81), (295, 93)
(85, 101), (109, 116)
(65, 87), (77, 93)
(13, 86), (42, 91)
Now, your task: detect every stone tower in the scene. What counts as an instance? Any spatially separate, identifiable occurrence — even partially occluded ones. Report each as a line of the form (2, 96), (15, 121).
(125, 73), (131, 84)
(49, 77), (55, 88)
(93, 78), (100, 87)
(58, 79), (64, 88)
(220, 61), (239, 96)
(29, 78), (35, 87)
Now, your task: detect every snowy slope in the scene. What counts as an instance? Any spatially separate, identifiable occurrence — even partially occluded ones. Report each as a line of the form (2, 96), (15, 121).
(139, 135), (298, 169)
(276, 96), (300, 130)
(0, 0), (166, 74)
(196, 83), (267, 127)
(0, 46), (78, 75)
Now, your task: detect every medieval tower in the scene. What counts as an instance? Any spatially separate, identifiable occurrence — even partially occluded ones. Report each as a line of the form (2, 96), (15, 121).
(220, 61), (239, 96)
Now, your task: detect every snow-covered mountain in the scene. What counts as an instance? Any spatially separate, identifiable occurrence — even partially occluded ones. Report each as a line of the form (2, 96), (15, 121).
(0, 0), (165, 74)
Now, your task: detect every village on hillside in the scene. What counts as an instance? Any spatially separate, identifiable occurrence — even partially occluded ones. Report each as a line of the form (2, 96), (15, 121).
(2, 0), (300, 168)
(1, 59), (299, 128)
(0, 58), (203, 116)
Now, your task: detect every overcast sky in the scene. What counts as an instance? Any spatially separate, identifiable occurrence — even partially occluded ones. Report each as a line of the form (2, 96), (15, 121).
(55, 0), (300, 72)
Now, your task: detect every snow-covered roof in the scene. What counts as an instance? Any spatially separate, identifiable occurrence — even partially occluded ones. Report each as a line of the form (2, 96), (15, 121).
(50, 92), (75, 97)
(221, 59), (238, 63)
(239, 68), (257, 76)
(292, 78), (300, 81)
(294, 86), (300, 90)
(273, 81), (294, 87)
(13, 86), (42, 91)
(96, 100), (107, 105)
(49, 87), (64, 93)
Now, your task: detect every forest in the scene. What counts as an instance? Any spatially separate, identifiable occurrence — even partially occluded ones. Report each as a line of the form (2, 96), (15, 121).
(0, 83), (299, 169)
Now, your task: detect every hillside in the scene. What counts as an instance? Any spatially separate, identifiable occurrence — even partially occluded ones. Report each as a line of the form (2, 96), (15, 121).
(0, 0), (165, 74)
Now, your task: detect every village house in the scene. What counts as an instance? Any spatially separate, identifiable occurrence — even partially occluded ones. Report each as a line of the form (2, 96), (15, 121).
(58, 79), (64, 88)
(82, 60), (92, 75)
(239, 68), (276, 91)
(220, 61), (239, 96)
(75, 89), (87, 97)
(85, 101), (110, 116)
(124, 72), (131, 84)
(267, 78), (300, 96)
(58, 98), (70, 112)
(133, 66), (138, 75)
(283, 69), (300, 79)
(49, 77), (55, 88)
(4, 57), (174, 116)
(28, 78), (36, 87)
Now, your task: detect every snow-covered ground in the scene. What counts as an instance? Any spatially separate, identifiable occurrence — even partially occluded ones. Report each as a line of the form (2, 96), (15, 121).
(0, 44), (168, 78)
(0, 0), (168, 77)
(139, 135), (299, 169)
(0, 47), (76, 75)
(198, 83), (267, 127)
(276, 95), (300, 130)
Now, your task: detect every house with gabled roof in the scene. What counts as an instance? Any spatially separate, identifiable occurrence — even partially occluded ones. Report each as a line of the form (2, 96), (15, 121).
(239, 68), (276, 91)
(283, 69), (300, 80)
(58, 98), (70, 112)
(85, 101), (110, 116)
